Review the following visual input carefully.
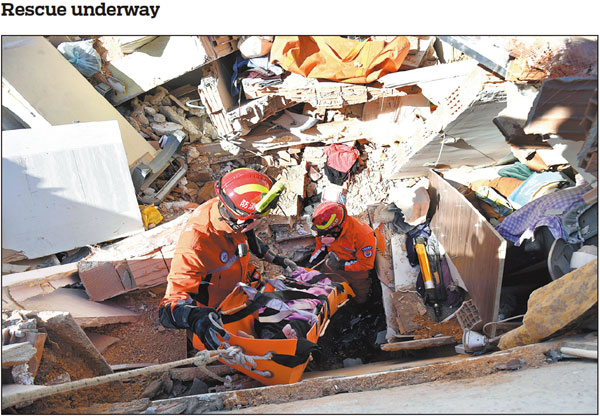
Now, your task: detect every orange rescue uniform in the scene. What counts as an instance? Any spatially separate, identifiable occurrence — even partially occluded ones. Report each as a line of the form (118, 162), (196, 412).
(309, 215), (383, 303)
(160, 197), (251, 311)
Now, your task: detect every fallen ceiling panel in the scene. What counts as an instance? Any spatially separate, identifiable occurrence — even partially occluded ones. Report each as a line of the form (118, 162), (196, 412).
(389, 68), (511, 178)
(2, 120), (145, 259)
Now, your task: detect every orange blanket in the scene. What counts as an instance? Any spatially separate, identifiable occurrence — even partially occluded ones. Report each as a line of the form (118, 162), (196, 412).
(270, 36), (410, 84)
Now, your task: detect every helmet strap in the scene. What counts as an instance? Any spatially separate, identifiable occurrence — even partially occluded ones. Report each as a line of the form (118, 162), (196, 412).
(218, 203), (246, 231)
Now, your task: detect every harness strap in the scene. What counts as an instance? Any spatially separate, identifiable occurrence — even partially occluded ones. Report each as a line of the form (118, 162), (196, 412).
(220, 289), (323, 324)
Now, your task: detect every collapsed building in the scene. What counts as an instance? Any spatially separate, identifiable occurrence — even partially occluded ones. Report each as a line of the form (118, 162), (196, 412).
(1, 35), (598, 413)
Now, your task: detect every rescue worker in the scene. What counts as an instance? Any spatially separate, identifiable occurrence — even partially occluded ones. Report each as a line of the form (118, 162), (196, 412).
(308, 201), (383, 304)
(158, 168), (297, 350)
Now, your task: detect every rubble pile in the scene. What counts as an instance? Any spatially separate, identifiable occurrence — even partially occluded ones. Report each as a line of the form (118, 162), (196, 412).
(1, 35), (598, 414)
(117, 85), (218, 146)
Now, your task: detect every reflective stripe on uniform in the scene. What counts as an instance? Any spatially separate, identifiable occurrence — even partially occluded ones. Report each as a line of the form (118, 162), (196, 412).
(310, 247), (326, 262)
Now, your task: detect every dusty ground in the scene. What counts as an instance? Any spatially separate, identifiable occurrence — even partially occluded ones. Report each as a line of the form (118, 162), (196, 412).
(17, 286), (187, 414)
(87, 285), (188, 365)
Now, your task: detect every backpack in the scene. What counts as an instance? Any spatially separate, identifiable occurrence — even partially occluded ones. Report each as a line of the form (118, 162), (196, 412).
(324, 144), (360, 186)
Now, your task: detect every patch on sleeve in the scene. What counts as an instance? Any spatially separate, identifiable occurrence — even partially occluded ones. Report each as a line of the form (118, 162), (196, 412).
(361, 246), (373, 258)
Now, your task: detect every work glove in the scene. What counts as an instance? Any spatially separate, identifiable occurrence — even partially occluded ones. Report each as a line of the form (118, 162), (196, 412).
(188, 307), (228, 351)
(282, 258), (298, 271)
(325, 252), (345, 271)
(280, 257), (298, 277)
(271, 254), (298, 274)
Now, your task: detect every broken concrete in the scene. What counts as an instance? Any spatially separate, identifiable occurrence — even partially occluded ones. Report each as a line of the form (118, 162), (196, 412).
(2, 342), (37, 368)
(20, 310), (113, 376)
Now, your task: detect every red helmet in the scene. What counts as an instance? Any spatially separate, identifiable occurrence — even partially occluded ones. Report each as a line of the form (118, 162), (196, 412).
(311, 202), (346, 235)
(215, 168), (274, 221)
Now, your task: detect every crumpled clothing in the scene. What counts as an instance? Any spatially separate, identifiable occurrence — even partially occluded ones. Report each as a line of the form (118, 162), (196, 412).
(498, 162), (534, 181)
(291, 267), (322, 282)
(496, 184), (592, 246)
(231, 56), (284, 96)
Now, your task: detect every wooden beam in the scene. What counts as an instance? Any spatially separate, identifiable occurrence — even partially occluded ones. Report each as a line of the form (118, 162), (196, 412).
(25, 332), (47, 378)
(2, 263), (78, 288)
(380, 336), (455, 351)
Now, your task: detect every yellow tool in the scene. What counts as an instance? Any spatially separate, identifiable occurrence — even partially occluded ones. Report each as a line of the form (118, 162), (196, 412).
(415, 238), (441, 318)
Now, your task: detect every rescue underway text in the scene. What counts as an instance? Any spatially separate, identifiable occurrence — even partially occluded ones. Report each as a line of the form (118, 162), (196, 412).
(1, 2), (161, 18)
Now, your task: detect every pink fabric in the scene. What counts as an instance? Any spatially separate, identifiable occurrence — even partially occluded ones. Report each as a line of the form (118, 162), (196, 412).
(325, 144), (360, 173)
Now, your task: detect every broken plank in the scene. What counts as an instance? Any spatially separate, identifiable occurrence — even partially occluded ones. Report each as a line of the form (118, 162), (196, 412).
(244, 73), (406, 107)
(170, 84), (198, 98)
(2, 262), (80, 308)
(168, 94), (189, 111)
(390, 291), (427, 334)
(18, 288), (140, 328)
(428, 170), (506, 325)
(2, 262), (79, 289)
(2, 342), (37, 368)
(242, 120), (369, 153)
(227, 95), (297, 136)
(25, 331), (47, 378)
(380, 336), (455, 351)
(86, 332), (120, 354)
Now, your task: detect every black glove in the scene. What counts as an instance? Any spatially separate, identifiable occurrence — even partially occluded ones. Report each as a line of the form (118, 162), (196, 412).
(188, 307), (227, 350)
(325, 252), (345, 271)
